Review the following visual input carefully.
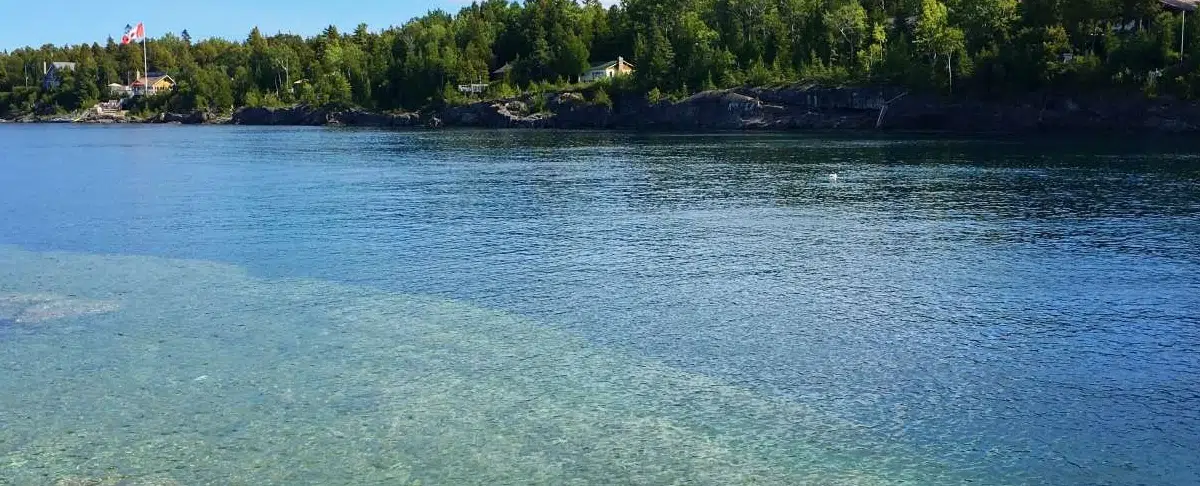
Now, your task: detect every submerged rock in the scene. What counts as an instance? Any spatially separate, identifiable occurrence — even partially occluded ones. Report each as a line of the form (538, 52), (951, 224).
(0, 293), (119, 324)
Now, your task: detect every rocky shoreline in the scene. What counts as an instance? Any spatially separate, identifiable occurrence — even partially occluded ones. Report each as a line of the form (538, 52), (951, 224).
(6, 85), (1200, 133)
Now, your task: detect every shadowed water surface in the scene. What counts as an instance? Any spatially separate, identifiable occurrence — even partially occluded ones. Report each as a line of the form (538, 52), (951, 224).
(0, 125), (1198, 484)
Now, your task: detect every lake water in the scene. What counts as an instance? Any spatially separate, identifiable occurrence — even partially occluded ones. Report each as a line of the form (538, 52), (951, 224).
(1, 125), (1198, 485)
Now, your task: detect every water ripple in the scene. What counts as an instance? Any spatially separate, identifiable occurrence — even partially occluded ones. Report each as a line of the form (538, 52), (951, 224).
(0, 126), (1198, 484)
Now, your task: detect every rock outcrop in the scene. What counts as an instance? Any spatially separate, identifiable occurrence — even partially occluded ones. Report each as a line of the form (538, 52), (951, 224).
(148, 111), (209, 124)
(74, 85), (1200, 133)
(232, 105), (422, 127)
(232, 105), (332, 125)
(880, 92), (1200, 133)
(329, 108), (422, 127)
(439, 99), (555, 128)
(76, 111), (129, 124)
(426, 86), (915, 131)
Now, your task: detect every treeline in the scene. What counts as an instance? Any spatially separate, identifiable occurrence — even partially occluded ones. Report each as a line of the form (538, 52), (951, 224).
(2, 0), (1198, 117)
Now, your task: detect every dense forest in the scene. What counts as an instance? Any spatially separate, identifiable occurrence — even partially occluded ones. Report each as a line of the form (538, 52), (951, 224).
(2, 0), (1199, 117)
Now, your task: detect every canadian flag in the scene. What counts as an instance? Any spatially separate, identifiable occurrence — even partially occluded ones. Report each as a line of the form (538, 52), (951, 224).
(121, 23), (145, 45)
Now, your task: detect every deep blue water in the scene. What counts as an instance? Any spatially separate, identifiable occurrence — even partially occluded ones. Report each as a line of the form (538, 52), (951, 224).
(1, 124), (1199, 484)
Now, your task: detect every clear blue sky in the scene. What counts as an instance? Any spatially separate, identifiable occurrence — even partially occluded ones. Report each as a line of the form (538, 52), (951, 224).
(0, 0), (560, 51)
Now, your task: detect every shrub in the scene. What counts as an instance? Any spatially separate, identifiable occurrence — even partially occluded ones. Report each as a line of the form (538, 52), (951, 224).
(745, 59), (777, 87)
(591, 87), (613, 108)
(244, 89), (262, 107)
(530, 93), (548, 113)
(647, 87), (664, 104)
(440, 83), (468, 107)
(261, 92), (286, 108)
(487, 81), (519, 100)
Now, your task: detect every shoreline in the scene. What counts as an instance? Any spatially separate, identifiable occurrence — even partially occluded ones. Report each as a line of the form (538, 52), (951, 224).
(6, 86), (1200, 134)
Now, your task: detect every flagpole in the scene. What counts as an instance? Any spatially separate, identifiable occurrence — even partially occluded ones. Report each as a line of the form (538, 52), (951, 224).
(142, 22), (148, 95)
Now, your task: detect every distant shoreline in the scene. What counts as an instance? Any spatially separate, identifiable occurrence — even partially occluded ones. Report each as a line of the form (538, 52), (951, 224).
(7, 86), (1200, 134)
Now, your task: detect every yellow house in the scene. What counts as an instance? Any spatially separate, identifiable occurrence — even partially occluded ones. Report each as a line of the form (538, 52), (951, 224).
(132, 73), (176, 96)
(581, 57), (634, 83)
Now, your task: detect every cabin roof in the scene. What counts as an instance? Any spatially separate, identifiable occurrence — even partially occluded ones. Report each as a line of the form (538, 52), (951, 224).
(588, 60), (620, 71)
(491, 63), (513, 75)
(587, 58), (634, 72)
(132, 74), (174, 87)
(1162, 0), (1200, 11)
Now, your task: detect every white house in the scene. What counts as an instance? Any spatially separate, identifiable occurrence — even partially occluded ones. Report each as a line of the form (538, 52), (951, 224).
(581, 57), (634, 83)
(107, 83), (132, 97)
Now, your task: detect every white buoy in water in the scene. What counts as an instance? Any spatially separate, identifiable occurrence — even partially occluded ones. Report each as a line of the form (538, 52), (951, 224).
(828, 173), (839, 182)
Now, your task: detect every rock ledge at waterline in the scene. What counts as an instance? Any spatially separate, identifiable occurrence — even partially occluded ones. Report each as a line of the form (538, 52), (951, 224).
(11, 85), (1200, 133)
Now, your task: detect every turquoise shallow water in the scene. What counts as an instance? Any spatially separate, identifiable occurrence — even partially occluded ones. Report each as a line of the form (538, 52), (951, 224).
(0, 246), (957, 484)
(1, 125), (1199, 484)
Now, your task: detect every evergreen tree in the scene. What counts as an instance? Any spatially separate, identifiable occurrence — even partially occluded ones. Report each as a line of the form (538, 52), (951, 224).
(6, 0), (1200, 117)
(635, 25), (675, 90)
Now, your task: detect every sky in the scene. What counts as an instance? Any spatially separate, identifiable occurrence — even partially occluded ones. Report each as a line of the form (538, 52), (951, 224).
(0, 0), (616, 51)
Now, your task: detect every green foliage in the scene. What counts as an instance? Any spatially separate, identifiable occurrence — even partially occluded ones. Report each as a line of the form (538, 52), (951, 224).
(825, 0), (868, 67)
(260, 92), (285, 108)
(124, 91), (174, 116)
(152, 66), (235, 113)
(915, 0), (967, 92)
(7, 0), (1200, 120)
(1037, 26), (1075, 85)
(440, 83), (467, 106)
(529, 93), (548, 113)
(316, 72), (353, 105)
(591, 74), (638, 97)
(487, 81), (520, 99)
(633, 25), (675, 90)
(799, 55), (852, 85)
(1061, 52), (1107, 91)
(745, 58), (777, 87)
(858, 23), (888, 78)
(647, 87), (664, 104)
(0, 87), (40, 117)
(590, 86), (613, 108)
(296, 82), (318, 106)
